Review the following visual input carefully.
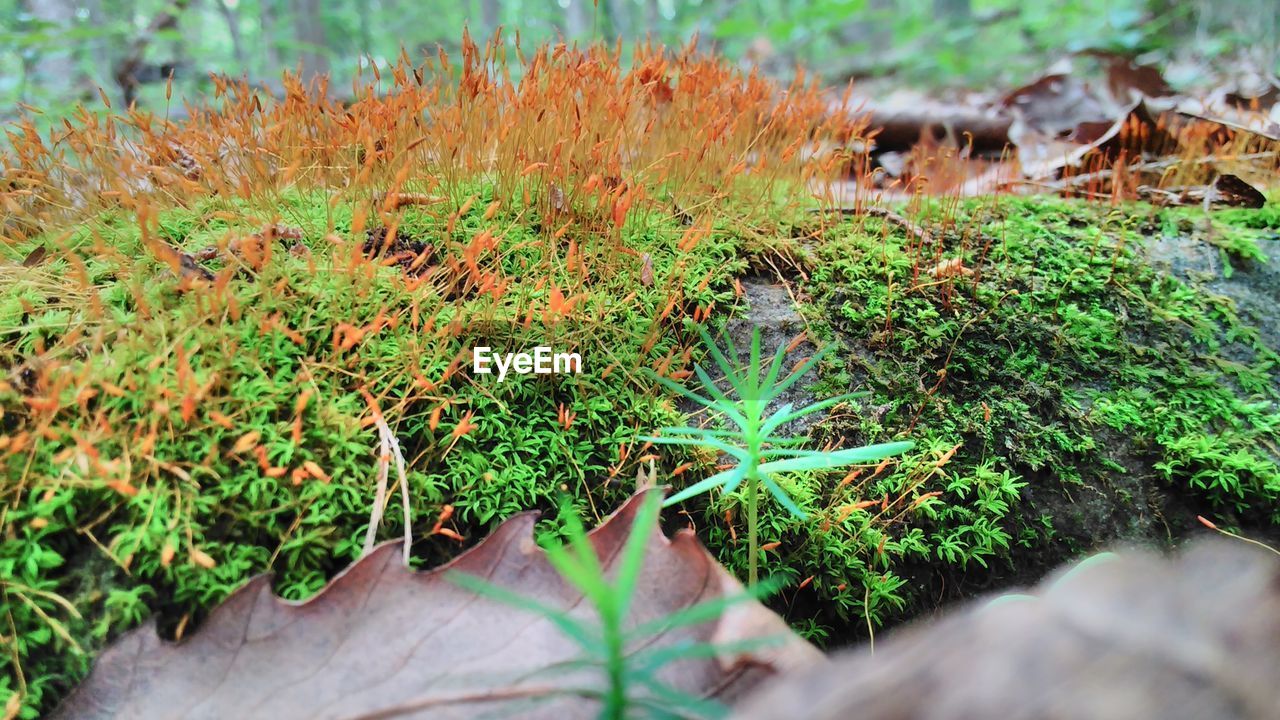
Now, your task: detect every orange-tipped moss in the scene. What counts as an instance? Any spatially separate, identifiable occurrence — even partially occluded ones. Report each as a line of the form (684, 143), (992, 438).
(0, 35), (857, 715)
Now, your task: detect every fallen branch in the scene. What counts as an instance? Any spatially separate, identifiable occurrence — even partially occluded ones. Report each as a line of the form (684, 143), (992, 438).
(1177, 110), (1280, 142)
(865, 109), (1013, 154)
(832, 94), (1014, 154)
(1029, 151), (1278, 191)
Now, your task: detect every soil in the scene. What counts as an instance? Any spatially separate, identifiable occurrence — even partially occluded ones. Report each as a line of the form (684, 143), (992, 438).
(361, 226), (433, 275)
(727, 277), (820, 436)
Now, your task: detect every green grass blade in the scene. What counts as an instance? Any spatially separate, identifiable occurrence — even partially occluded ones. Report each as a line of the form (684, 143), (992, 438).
(757, 448), (829, 459)
(691, 364), (749, 428)
(647, 370), (750, 430)
(769, 342), (832, 397)
(641, 434), (751, 463)
(760, 341), (790, 396)
(629, 636), (785, 675)
(544, 544), (608, 607)
(628, 691), (726, 720)
(756, 402), (795, 438)
(664, 466), (745, 506)
(697, 325), (743, 388)
(629, 674), (729, 719)
(624, 576), (783, 640)
(759, 473), (806, 518)
(447, 571), (604, 655)
(561, 509), (604, 577)
(759, 391), (867, 438)
(748, 327), (763, 395)
(650, 427), (747, 443)
(640, 434), (710, 448)
(756, 440), (914, 474)
(646, 370), (722, 411)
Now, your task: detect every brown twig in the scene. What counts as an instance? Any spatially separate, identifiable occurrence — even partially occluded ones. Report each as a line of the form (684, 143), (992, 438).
(810, 205), (935, 245)
(1177, 111), (1280, 142)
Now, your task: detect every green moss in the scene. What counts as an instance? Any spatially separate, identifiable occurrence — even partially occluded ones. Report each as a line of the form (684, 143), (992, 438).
(4, 185), (1279, 713)
(1216, 197), (1280, 230)
(0, 184), (741, 715)
(678, 196), (1279, 642)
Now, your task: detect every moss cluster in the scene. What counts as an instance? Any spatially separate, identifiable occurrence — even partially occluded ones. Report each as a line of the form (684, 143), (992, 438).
(680, 196), (1278, 642)
(0, 185), (738, 714)
(3, 186), (1278, 715)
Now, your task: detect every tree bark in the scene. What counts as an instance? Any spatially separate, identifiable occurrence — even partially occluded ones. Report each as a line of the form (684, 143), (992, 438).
(480, 0), (501, 37)
(358, 0), (374, 55)
(644, 0), (659, 41)
(216, 0), (248, 68)
(25, 0), (77, 100)
(82, 0), (116, 94)
(563, 0), (590, 39)
(260, 0), (282, 77)
(292, 0), (329, 83)
(114, 0), (191, 107)
(606, 0), (631, 40)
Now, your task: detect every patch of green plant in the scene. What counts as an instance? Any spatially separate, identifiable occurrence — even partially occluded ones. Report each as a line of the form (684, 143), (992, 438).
(0, 182), (745, 716)
(5, 175), (1277, 715)
(808, 194), (1269, 627)
(673, 195), (1278, 643)
(1166, 213), (1272, 271)
(1215, 198), (1280, 230)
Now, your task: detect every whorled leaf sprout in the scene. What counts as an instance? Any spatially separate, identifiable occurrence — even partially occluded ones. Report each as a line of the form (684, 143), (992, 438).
(449, 493), (783, 720)
(644, 326), (914, 585)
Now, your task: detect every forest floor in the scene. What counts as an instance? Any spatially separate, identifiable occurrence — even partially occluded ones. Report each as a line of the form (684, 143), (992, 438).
(4, 187), (1278, 714)
(2, 43), (1279, 717)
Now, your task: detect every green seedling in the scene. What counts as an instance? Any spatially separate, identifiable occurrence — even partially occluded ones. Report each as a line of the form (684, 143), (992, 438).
(449, 493), (782, 720)
(644, 326), (914, 585)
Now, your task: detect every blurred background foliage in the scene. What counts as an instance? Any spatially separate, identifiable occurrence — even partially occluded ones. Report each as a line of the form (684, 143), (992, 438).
(2, 0), (1279, 128)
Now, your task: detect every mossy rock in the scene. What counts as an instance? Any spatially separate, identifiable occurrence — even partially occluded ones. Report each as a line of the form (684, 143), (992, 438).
(712, 195), (1279, 642)
(3, 189), (1278, 714)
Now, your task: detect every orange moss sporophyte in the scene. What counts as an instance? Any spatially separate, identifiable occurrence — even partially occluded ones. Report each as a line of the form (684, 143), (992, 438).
(0, 31), (870, 716)
(8, 35), (837, 237)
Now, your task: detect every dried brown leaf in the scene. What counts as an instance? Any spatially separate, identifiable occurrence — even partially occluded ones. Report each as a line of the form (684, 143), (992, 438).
(1094, 52), (1178, 104)
(21, 244), (48, 267)
(1002, 74), (1112, 139)
(736, 540), (1280, 720)
(1014, 100), (1177, 180)
(53, 492), (818, 719)
(1211, 173), (1267, 208)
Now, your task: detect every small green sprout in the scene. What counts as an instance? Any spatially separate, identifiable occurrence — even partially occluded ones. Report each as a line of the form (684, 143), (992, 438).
(449, 493), (782, 720)
(644, 326), (914, 585)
